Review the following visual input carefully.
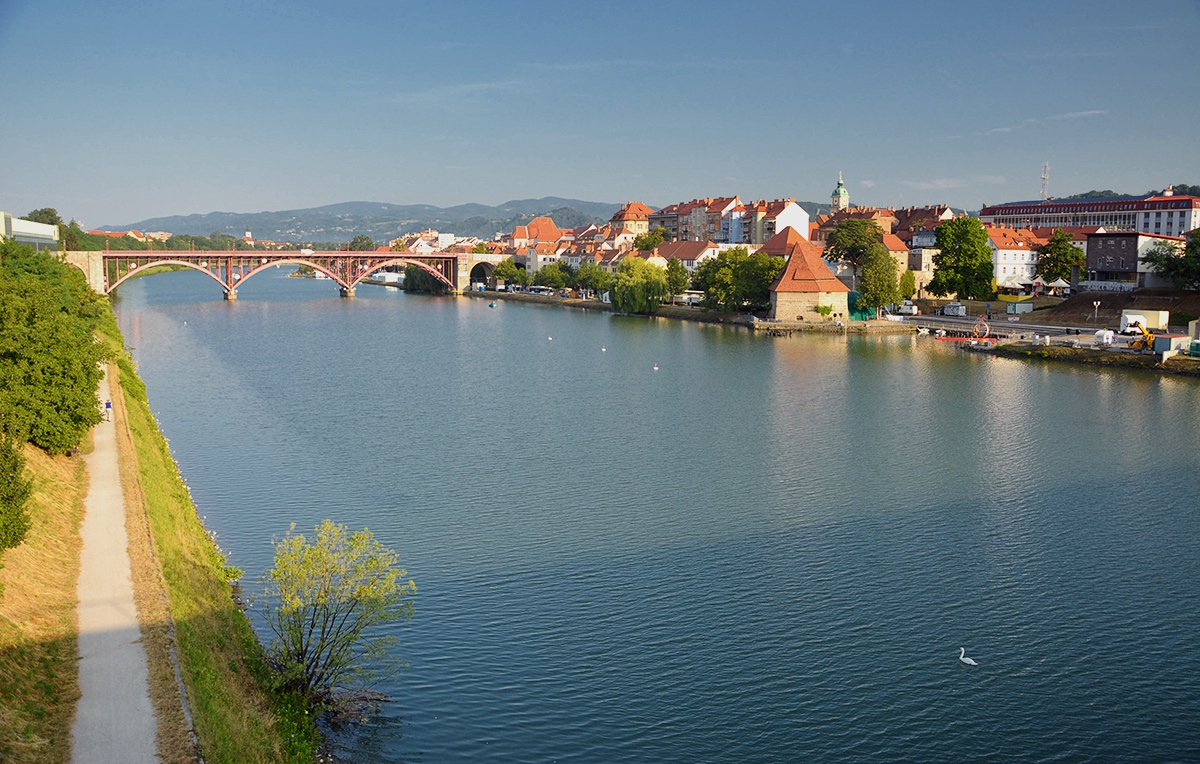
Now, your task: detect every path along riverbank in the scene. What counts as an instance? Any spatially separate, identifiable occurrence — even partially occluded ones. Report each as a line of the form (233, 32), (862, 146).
(71, 369), (157, 763)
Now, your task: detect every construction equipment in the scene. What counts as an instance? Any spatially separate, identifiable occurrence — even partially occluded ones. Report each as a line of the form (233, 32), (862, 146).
(1126, 321), (1154, 351)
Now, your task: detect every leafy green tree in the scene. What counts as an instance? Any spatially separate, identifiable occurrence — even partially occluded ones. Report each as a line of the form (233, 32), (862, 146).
(576, 260), (612, 295)
(390, 239), (410, 252)
(470, 242), (491, 254)
(665, 258), (689, 299)
(348, 235), (376, 251)
(928, 217), (994, 299)
(633, 226), (668, 251)
(692, 248), (742, 312)
(857, 242), (901, 316)
(260, 520), (416, 708)
(1143, 230), (1200, 291)
(0, 241), (107, 454)
(21, 208), (64, 227)
(691, 246), (784, 313)
(736, 250), (786, 311)
(612, 256), (669, 314)
(1033, 227), (1085, 282)
(0, 435), (32, 557)
(534, 262), (569, 289)
(494, 257), (528, 287)
(824, 219), (884, 289)
(899, 269), (917, 299)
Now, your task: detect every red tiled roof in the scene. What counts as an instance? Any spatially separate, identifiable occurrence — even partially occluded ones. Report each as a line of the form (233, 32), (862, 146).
(611, 201), (656, 222)
(765, 228), (849, 294)
(654, 240), (716, 262)
(881, 234), (908, 252)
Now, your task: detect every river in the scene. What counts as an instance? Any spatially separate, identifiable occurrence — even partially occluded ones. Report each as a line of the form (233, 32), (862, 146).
(114, 267), (1200, 762)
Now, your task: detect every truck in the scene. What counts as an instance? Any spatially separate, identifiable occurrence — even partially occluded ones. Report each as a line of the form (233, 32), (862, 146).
(943, 302), (967, 317)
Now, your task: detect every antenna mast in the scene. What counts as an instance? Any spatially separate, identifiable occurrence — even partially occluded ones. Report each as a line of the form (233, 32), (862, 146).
(1040, 163), (1050, 201)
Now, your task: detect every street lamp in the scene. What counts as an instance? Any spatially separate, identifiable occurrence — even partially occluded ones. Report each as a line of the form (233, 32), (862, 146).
(1093, 300), (1101, 324)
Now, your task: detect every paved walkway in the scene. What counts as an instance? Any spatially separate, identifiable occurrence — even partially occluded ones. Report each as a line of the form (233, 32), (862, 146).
(70, 370), (157, 763)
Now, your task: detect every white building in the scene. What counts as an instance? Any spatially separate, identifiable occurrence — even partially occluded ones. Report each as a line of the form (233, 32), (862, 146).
(1, 212), (59, 251)
(987, 228), (1044, 284)
(980, 187), (1200, 235)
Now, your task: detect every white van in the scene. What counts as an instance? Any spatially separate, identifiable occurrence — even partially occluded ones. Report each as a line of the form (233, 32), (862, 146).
(898, 300), (918, 315)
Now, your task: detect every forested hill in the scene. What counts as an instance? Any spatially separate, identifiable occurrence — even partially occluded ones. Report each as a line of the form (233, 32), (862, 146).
(110, 198), (625, 243)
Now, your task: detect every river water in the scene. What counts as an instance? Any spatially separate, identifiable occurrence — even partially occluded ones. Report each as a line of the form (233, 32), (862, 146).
(114, 268), (1200, 762)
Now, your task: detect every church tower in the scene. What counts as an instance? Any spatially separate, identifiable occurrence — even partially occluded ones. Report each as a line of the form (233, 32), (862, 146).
(831, 172), (850, 213)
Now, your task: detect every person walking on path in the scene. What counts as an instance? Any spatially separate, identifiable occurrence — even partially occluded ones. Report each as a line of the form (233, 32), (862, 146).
(71, 369), (157, 764)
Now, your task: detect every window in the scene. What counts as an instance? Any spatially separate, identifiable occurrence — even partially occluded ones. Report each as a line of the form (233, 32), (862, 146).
(1120, 257), (1125, 268)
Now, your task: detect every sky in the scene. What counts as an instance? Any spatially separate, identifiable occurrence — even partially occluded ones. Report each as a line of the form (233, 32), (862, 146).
(2, 0), (1198, 227)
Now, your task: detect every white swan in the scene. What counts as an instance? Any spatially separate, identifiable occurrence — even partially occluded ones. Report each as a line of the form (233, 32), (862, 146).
(959, 647), (977, 666)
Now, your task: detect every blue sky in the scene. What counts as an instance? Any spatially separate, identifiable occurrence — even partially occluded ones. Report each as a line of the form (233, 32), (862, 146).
(2, 0), (1198, 227)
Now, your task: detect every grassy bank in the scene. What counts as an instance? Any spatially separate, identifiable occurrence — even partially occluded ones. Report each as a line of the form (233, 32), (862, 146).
(994, 343), (1200, 377)
(95, 308), (320, 763)
(0, 444), (85, 763)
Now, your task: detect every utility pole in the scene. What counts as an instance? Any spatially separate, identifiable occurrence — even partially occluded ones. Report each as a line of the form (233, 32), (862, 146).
(1041, 163), (1050, 201)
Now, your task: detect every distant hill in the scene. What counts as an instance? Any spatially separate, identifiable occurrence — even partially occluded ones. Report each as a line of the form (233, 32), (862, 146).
(110, 197), (626, 244)
(1057, 183), (1197, 200)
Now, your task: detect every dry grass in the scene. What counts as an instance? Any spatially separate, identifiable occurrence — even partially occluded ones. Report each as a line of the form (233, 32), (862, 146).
(0, 443), (86, 763)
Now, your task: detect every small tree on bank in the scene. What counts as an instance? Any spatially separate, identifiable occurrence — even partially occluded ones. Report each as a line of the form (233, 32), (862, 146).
(665, 258), (689, 301)
(612, 256), (669, 314)
(1143, 230), (1200, 291)
(260, 520), (416, 708)
(928, 217), (993, 300)
(857, 243), (901, 317)
(1034, 227), (1085, 282)
(899, 269), (917, 300)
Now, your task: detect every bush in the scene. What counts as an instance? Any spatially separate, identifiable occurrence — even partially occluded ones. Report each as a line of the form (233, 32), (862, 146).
(259, 521), (416, 709)
(1171, 311), (1197, 327)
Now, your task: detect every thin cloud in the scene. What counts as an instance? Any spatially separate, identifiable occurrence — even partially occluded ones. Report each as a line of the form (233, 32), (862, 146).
(898, 175), (1006, 191)
(859, 180), (876, 188)
(984, 110), (1107, 136)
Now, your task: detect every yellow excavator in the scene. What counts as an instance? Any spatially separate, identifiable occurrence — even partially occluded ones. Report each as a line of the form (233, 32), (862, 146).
(1126, 321), (1155, 351)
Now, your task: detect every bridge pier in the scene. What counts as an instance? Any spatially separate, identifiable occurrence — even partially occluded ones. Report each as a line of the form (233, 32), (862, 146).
(224, 289), (238, 301)
(340, 286), (356, 299)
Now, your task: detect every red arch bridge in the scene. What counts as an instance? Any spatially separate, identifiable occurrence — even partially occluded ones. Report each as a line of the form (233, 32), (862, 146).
(64, 250), (503, 299)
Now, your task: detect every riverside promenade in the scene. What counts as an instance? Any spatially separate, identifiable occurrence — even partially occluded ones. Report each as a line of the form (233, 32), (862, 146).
(70, 370), (156, 763)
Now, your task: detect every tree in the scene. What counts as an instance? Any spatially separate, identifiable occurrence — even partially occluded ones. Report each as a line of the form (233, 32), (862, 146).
(534, 262), (569, 289)
(899, 269), (917, 300)
(260, 520), (416, 708)
(21, 208), (64, 227)
(633, 226), (668, 251)
(857, 243), (901, 317)
(401, 264), (446, 293)
(494, 257), (527, 286)
(824, 219), (883, 289)
(665, 258), (689, 299)
(470, 242), (491, 254)
(735, 250), (786, 311)
(389, 239), (409, 253)
(1143, 230), (1200, 291)
(348, 235), (376, 251)
(928, 217), (993, 299)
(0, 435), (32, 557)
(576, 260), (612, 296)
(0, 241), (107, 454)
(1034, 227), (1085, 282)
(691, 246), (784, 313)
(611, 256), (669, 314)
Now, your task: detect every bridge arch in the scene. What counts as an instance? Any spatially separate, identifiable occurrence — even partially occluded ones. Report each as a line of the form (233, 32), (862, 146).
(107, 259), (232, 294)
(233, 259), (349, 291)
(469, 262), (495, 289)
(353, 258), (455, 290)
